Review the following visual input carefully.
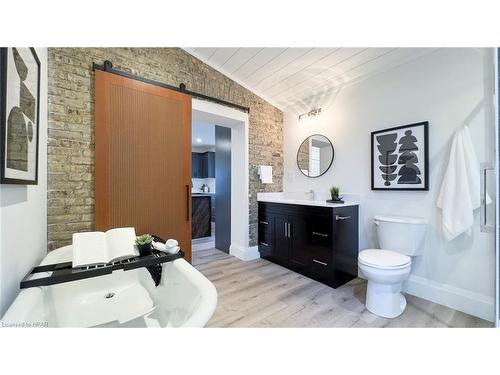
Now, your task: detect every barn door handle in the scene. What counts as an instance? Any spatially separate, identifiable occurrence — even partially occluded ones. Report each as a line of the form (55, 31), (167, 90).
(186, 185), (190, 221)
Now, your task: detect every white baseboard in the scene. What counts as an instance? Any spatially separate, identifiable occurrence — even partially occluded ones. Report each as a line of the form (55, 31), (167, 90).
(357, 271), (495, 322)
(229, 244), (260, 261)
(403, 274), (495, 322)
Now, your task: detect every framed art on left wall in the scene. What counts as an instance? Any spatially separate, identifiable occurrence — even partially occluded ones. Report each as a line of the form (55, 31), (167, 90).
(0, 47), (40, 185)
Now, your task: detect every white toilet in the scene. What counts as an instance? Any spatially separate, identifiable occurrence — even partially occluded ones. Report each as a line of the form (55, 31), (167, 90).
(358, 215), (428, 318)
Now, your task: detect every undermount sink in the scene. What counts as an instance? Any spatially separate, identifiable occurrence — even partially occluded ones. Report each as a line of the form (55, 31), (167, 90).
(1, 246), (217, 328)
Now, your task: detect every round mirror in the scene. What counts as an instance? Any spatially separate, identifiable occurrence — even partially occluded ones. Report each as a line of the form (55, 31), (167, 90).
(296, 134), (334, 178)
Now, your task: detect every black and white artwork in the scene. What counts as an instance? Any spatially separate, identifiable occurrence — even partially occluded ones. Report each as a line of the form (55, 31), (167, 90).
(371, 122), (428, 191)
(0, 47), (40, 184)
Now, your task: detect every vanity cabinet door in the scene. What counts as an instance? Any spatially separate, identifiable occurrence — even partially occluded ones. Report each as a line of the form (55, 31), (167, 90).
(273, 214), (290, 263)
(332, 206), (359, 277)
(207, 152), (215, 178)
(192, 153), (199, 178)
(288, 215), (310, 270)
(199, 152), (208, 178)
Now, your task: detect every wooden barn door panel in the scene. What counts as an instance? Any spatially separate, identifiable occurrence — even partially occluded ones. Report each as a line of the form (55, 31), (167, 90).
(95, 70), (192, 262)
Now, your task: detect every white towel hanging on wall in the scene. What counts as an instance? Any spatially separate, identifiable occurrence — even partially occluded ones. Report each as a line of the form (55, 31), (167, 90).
(436, 125), (486, 241)
(258, 166), (273, 184)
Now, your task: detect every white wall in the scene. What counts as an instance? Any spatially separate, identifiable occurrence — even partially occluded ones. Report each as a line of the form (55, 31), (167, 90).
(192, 178), (216, 193)
(0, 48), (48, 317)
(283, 48), (496, 321)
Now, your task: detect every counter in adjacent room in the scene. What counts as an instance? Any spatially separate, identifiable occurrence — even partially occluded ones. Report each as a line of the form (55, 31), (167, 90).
(192, 194), (213, 239)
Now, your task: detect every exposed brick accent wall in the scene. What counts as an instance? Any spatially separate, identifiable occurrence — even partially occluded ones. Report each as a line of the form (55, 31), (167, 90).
(47, 48), (283, 250)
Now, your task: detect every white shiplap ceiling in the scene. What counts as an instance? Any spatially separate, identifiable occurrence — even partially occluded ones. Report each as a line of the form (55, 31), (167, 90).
(183, 48), (436, 111)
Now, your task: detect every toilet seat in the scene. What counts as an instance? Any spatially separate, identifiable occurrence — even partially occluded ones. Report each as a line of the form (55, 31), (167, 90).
(358, 249), (411, 269)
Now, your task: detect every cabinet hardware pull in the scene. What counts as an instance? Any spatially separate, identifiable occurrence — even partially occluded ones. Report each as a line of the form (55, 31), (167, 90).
(313, 259), (328, 266)
(312, 231), (328, 237)
(335, 215), (351, 221)
(259, 242), (269, 247)
(260, 221), (269, 225)
(288, 223), (291, 238)
(284, 222), (287, 237)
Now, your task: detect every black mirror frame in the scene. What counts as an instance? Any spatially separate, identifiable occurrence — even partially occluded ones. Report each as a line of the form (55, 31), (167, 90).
(296, 134), (334, 178)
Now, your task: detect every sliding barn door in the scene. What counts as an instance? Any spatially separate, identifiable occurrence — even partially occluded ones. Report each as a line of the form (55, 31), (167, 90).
(95, 70), (192, 262)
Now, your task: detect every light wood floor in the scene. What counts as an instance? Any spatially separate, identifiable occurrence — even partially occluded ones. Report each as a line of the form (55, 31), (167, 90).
(193, 248), (493, 328)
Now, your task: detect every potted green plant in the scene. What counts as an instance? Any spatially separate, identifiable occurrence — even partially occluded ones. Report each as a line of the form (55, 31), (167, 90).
(330, 186), (340, 200)
(328, 186), (344, 203)
(135, 234), (153, 255)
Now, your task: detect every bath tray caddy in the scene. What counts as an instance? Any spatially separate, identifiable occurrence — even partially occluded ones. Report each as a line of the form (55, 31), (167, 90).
(20, 249), (184, 289)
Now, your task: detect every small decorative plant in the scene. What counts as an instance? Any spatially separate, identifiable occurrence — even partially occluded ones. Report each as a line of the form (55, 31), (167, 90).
(330, 185), (340, 200)
(136, 234), (153, 255)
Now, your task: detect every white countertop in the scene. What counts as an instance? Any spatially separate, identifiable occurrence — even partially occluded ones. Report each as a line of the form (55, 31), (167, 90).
(257, 192), (359, 208)
(192, 193), (215, 197)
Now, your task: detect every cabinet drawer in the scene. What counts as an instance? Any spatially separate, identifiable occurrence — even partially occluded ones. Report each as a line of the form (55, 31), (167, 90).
(258, 214), (272, 237)
(308, 245), (331, 264)
(258, 216), (271, 230)
(258, 229), (272, 246)
(258, 239), (272, 256)
(258, 212), (273, 256)
(307, 258), (333, 285)
(308, 215), (333, 248)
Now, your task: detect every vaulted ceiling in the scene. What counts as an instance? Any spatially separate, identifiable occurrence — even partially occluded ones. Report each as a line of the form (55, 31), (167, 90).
(183, 48), (435, 111)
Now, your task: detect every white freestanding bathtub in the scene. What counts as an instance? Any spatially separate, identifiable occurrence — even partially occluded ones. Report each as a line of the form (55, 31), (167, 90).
(1, 246), (217, 327)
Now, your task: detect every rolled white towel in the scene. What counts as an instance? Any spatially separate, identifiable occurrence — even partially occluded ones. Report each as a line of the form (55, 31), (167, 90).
(151, 241), (166, 251)
(165, 239), (178, 248)
(152, 239), (180, 254)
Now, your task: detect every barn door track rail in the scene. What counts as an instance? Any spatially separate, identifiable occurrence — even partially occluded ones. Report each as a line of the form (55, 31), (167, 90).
(92, 60), (250, 113)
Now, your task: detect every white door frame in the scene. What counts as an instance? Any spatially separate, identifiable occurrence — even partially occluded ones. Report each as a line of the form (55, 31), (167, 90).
(192, 99), (258, 261)
(494, 48), (500, 328)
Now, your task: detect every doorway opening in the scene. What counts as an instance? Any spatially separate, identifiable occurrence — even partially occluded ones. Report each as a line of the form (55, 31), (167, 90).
(190, 99), (250, 260)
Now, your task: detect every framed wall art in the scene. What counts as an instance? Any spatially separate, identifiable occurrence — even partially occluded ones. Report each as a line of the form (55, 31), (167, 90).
(371, 121), (429, 191)
(0, 47), (40, 185)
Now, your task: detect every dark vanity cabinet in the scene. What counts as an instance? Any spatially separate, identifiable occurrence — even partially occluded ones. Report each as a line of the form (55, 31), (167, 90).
(192, 153), (200, 178)
(192, 152), (215, 178)
(192, 195), (212, 239)
(258, 202), (359, 288)
(207, 152), (215, 178)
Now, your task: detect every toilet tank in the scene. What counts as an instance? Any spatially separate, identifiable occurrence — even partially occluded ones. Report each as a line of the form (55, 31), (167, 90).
(374, 215), (428, 256)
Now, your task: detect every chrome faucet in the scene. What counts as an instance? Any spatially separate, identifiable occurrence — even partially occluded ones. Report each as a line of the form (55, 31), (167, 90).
(307, 189), (316, 201)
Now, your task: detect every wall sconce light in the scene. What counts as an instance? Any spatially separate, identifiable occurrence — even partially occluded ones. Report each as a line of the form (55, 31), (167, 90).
(298, 108), (322, 121)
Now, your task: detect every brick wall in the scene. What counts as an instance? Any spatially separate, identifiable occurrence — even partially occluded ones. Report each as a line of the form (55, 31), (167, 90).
(47, 48), (283, 250)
